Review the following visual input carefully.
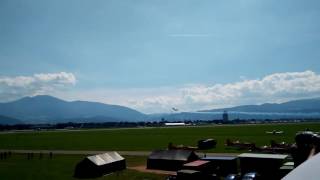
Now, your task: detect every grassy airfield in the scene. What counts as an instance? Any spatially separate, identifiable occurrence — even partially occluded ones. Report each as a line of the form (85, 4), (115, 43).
(0, 122), (319, 152)
(0, 122), (319, 179)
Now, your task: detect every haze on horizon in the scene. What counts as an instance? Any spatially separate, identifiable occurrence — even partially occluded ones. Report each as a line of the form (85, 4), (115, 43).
(1, 0), (320, 113)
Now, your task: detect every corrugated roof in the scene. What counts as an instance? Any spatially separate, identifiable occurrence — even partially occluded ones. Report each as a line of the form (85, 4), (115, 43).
(87, 152), (124, 166)
(184, 160), (210, 167)
(238, 153), (288, 159)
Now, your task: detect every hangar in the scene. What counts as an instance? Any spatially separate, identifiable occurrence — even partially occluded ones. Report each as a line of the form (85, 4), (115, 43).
(74, 152), (126, 178)
(147, 149), (198, 171)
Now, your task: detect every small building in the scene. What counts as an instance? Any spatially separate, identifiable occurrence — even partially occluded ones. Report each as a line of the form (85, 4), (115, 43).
(165, 122), (186, 126)
(222, 111), (229, 122)
(177, 169), (202, 179)
(238, 153), (288, 180)
(177, 169), (218, 180)
(183, 160), (212, 173)
(279, 162), (295, 179)
(201, 156), (238, 176)
(74, 152), (126, 178)
(147, 149), (199, 171)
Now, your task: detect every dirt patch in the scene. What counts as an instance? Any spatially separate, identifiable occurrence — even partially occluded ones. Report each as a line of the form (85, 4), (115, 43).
(128, 165), (177, 175)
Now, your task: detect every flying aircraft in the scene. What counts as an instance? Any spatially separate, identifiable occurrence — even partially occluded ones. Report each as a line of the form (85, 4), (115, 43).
(172, 107), (179, 112)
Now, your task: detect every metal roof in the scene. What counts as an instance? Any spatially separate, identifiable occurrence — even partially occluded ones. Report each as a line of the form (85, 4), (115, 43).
(148, 150), (196, 161)
(283, 162), (294, 166)
(238, 153), (288, 159)
(202, 156), (237, 160)
(87, 152), (124, 166)
(164, 123), (186, 126)
(183, 160), (209, 167)
(178, 169), (200, 174)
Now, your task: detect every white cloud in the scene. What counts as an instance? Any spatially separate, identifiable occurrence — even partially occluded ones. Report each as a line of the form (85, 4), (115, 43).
(13, 70), (320, 114)
(125, 70), (320, 113)
(0, 72), (76, 102)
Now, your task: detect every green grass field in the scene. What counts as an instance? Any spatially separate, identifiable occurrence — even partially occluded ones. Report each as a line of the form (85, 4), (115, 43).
(0, 123), (319, 179)
(0, 123), (319, 152)
(0, 154), (165, 180)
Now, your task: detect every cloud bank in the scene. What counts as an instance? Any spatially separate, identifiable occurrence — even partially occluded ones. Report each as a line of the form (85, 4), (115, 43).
(127, 70), (320, 113)
(1, 70), (320, 114)
(0, 72), (76, 102)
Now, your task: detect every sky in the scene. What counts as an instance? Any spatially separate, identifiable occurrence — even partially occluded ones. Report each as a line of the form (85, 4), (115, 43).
(1, 0), (320, 113)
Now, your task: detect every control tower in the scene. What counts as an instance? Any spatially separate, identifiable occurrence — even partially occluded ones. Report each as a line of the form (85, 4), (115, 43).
(223, 111), (229, 122)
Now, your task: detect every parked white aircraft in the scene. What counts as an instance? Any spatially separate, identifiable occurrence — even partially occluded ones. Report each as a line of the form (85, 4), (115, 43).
(266, 130), (284, 135)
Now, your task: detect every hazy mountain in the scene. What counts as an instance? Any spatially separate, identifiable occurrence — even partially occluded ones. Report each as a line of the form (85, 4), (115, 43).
(148, 98), (320, 121)
(147, 112), (219, 121)
(149, 111), (320, 121)
(1, 96), (320, 124)
(0, 95), (146, 123)
(200, 98), (320, 113)
(0, 115), (23, 125)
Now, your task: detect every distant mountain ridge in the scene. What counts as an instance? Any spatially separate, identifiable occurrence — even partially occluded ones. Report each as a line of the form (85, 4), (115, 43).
(0, 95), (146, 124)
(1, 96), (320, 125)
(0, 115), (22, 125)
(200, 98), (320, 113)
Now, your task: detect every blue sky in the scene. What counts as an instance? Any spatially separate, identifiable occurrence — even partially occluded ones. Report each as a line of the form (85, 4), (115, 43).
(1, 0), (320, 113)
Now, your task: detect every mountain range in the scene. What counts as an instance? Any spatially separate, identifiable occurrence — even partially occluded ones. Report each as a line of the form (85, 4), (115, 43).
(0, 95), (146, 124)
(200, 98), (320, 113)
(0, 95), (320, 124)
(0, 115), (23, 125)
